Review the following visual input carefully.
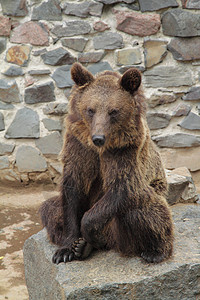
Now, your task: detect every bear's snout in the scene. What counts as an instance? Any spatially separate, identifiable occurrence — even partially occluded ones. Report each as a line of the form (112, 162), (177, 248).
(92, 135), (105, 147)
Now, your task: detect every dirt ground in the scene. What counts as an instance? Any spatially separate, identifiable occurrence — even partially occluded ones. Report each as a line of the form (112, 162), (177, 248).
(0, 185), (58, 300)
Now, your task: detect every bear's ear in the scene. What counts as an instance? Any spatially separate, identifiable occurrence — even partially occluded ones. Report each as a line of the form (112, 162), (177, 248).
(119, 68), (141, 94)
(71, 63), (94, 86)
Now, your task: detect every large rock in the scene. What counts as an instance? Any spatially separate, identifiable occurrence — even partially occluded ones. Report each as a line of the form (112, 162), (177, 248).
(0, 156), (9, 169)
(31, 0), (62, 21)
(78, 51), (105, 64)
(168, 38), (200, 61)
(23, 204), (200, 300)
(138, 0), (178, 11)
(162, 8), (200, 37)
(63, 1), (103, 18)
(178, 112), (200, 130)
(61, 38), (88, 52)
(10, 21), (49, 46)
(52, 21), (91, 38)
(160, 147), (200, 172)
(2, 65), (24, 76)
(51, 65), (74, 88)
(144, 39), (167, 68)
(147, 112), (171, 130)
(114, 9), (161, 37)
(88, 62), (113, 75)
(16, 145), (47, 172)
(5, 108), (40, 139)
(43, 103), (68, 116)
(0, 37), (6, 54)
(0, 112), (5, 131)
(42, 118), (62, 132)
(24, 82), (55, 104)
(35, 132), (63, 156)
(0, 79), (21, 103)
(0, 16), (11, 36)
(166, 168), (198, 205)
(182, 0), (200, 9)
(0, 0), (28, 16)
(93, 32), (123, 50)
(0, 101), (14, 110)
(148, 93), (176, 108)
(41, 48), (75, 66)
(152, 133), (200, 148)
(115, 48), (141, 66)
(144, 66), (193, 88)
(6, 45), (31, 67)
(182, 86), (200, 101)
(172, 103), (191, 117)
(0, 142), (15, 155)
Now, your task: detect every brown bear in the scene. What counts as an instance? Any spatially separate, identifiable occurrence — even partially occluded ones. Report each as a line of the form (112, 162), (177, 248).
(40, 62), (174, 265)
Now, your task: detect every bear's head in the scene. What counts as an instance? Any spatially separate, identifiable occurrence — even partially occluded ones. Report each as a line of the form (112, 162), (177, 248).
(69, 63), (146, 151)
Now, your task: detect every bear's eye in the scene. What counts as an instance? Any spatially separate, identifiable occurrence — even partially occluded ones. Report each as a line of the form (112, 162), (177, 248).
(87, 108), (95, 117)
(108, 109), (119, 117)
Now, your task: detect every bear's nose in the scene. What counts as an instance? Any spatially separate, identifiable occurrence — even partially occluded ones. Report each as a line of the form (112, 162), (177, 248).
(92, 135), (105, 147)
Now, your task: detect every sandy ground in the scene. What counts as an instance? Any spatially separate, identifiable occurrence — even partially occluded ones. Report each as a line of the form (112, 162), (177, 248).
(0, 185), (58, 300)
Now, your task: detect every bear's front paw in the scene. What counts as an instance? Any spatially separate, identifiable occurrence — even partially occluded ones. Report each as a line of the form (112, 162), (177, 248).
(52, 247), (75, 264)
(141, 252), (165, 263)
(72, 238), (93, 259)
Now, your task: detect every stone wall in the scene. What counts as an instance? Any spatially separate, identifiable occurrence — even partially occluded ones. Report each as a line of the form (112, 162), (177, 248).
(0, 0), (200, 186)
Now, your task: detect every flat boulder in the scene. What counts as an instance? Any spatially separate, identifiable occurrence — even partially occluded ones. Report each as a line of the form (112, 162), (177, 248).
(24, 204), (200, 299)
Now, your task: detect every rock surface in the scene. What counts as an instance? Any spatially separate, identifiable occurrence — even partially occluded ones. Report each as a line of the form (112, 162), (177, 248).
(23, 204), (200, 300)
(0, 0), (28, 16)
(0, 79), (21, 103)
(144, 39), (167, 68)
(93, 32), (123, 50)
(5, 108), (40, 139)
(182, 86), (200, 101)
(168, 37), (200, 61)
(0, 16), (11, 36)
(16, 145), (47, 172)
(178, 112), (200, 130)
(6, 45), (31, 67)
(152, 133), (200, 148)
(138, 0), (178, 11)
(116, 48), (141, 66)
(35, 132), (63, 156)
(61, 38), (88, 52)
(31, 0), (62, 21)
(52, 21), (91, 37)
(0, 112), (5, 131)
(24, 82), (55, 104)
(63, 1), (103, 18)
(41, 47), (75, 66)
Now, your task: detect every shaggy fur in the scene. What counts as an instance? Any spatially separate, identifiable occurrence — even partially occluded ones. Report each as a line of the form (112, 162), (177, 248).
(40, 63), (174, 264)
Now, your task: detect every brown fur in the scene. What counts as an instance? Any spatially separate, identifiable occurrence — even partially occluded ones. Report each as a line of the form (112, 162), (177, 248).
(40, 63), (174, 264)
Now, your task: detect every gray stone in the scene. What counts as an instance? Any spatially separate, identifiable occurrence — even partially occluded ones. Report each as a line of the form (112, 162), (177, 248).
(78, 51), (104, 64)
(144, 66), (193, 88)
(172, 103), (191, 117)
(144, 39), (167, 68)
(52, 65), (73, 88)
(168, 37), (200, 61)
(147, 112), (171, 130)
(50, 162), (62, 174)
(2, 65), (24, 76)
(63, 1), (103, 18)
(152, 133), (200, 148)
(93, 32), (123, 50)
(41, 47), (75, 66)
(0, 112), (5, 131)
(0, 37), (6, 54)
(182, 86), (200, 101)
(31, 0), (62, 21)
(96, 0), (136, 3)
(182, 0), (200, 9)
(0, 156), (9, 169)
(118, 65), (145, 74)
(138, 0), (178, 11)
(42, 118), (62, 132)
(116, 48), (141, 66)
(197, 104), (200, 115)
(43, 103), (68, 116)
(16, 145), (47, 172)
(5, 108), (40, 139)
(0, 101), (14, 110)
(166, 171), (189, 205)
(35, 132), (63, 156)
(24, 82), (55, 104)
(0, 142), (15, 155)
(0, 0), (28, 16)
(24, 204), (200, 300)
(88, 62), (113, 75)
(51, 21), (91, 38)
(178, 112), (200, 130)
(148, 93), (176, 108)
(120, 2), (140, 11)
(61, 38), (88, 52)
(28, 69), (51, 76)
(32, 48), (47, 56)
(162, 8), (200, 37)
(0, 79), (21, 103)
